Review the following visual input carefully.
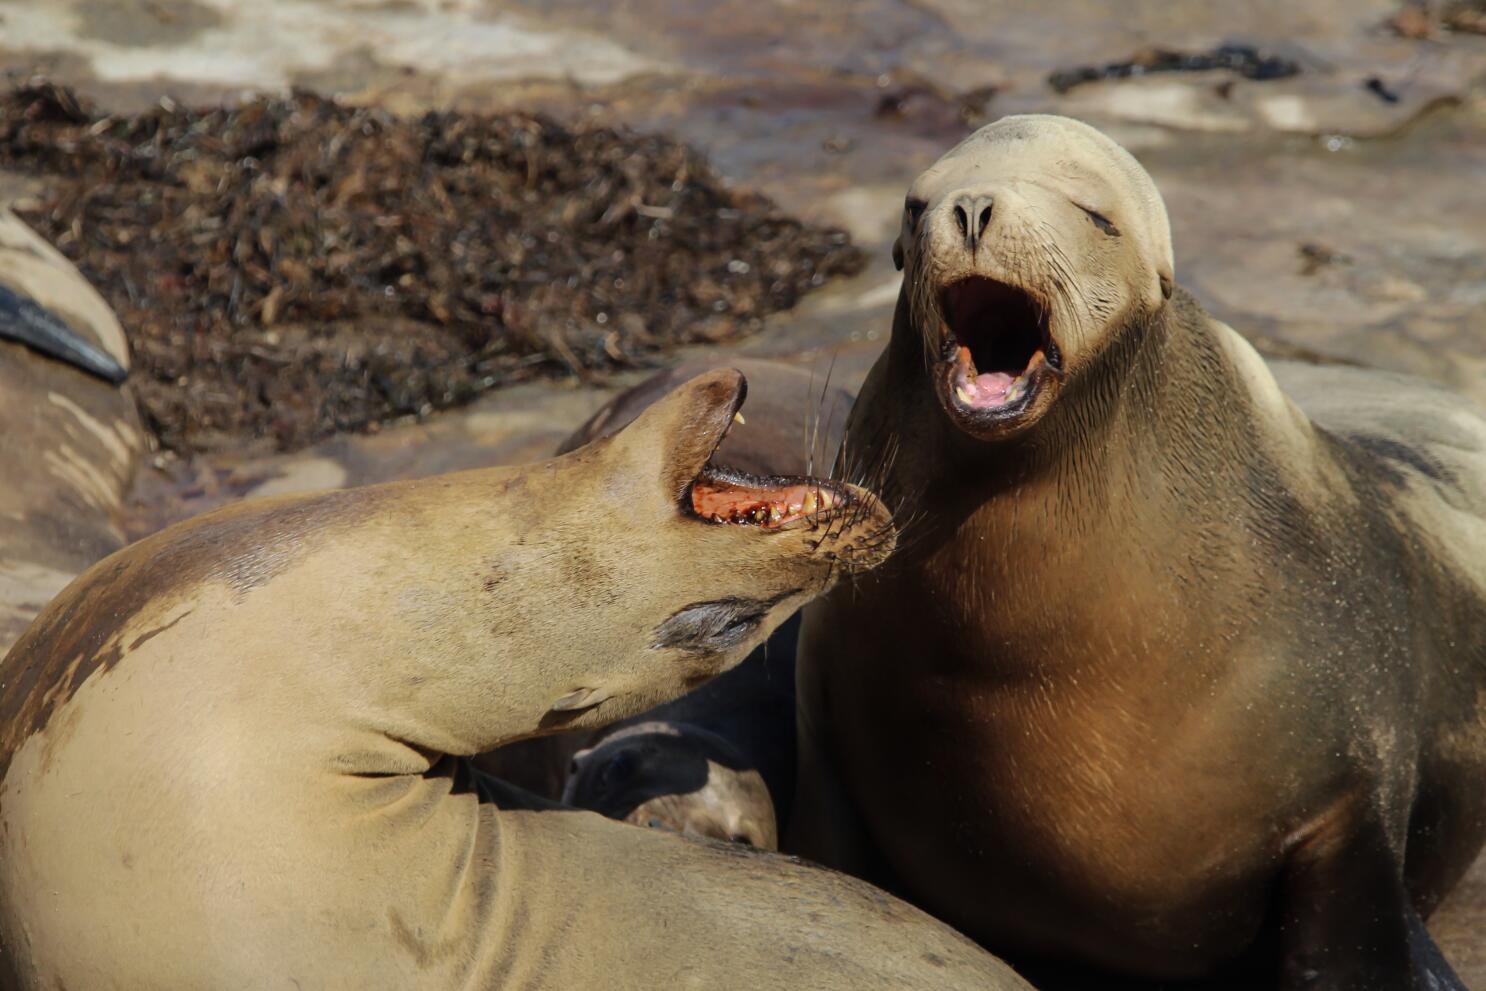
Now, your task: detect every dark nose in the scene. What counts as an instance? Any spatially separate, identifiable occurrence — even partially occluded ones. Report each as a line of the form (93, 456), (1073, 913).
(952, 194), (994, 252)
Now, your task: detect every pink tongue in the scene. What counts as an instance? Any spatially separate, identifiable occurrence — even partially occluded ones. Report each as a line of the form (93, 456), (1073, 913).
(973, 371), (1015, 399)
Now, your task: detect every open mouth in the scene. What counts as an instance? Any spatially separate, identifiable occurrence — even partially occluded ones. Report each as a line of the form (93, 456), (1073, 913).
(688, 465), (850, 529)
(682, 391), (856, 530)
(935, 276), (1061, 425)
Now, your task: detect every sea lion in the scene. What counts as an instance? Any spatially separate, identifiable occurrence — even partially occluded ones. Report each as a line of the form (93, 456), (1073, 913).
(0, 368), (1030, 990)
(476, 357), (852, 834)
(0, 208), (140, 655)
(790, 114), (1486, 990)
(563, 718), (779, 848)
(0, 208), (128, 385)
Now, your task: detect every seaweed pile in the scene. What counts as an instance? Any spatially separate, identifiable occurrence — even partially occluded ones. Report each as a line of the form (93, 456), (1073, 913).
(0, 80), (863, 454)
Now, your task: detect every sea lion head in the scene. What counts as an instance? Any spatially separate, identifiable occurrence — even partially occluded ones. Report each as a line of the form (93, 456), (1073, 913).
(893, 114), (1173, 442)
(562, 720), (779, 849)
(533, 367), (895, 726)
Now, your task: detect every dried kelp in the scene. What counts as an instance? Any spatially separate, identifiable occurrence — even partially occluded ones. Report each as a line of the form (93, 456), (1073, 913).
(0, 80), (863, 454)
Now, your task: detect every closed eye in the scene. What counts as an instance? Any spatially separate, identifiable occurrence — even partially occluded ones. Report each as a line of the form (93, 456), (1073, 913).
(905, 197), (927, 230)
(651, 593), (795, 655)
(1078, 205), (1120, 237)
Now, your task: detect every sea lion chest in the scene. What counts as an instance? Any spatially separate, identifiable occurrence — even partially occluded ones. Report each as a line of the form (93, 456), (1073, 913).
(800, 507), (1321, 976)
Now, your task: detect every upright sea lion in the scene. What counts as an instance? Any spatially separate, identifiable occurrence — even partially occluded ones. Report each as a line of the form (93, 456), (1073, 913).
(0, 368), (1031, 990)
(0, 208), (140, 655)
(790, 115), (1486, 990)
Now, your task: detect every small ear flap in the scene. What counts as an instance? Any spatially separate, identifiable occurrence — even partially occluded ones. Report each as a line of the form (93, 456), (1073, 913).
(1159, 272), (1173, 300)
(891, 238), (904, 272)
(610, 367), (746, 502)
(550, 687), (611, 713)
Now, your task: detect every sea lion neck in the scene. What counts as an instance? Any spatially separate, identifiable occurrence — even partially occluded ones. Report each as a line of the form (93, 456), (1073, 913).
(864, 288), (1193, 516)
(854, 287), (1292, 665)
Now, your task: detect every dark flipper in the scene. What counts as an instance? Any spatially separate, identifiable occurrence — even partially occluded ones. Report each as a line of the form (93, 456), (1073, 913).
(1407, 903), (1470, 991)
(0, 282), (127, 384)
(1280, 795), (1469, 991)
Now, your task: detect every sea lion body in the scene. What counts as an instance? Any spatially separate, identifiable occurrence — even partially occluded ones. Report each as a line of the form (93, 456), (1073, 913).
(791, 116), (1486, 989)
(0, 368), (1028, 990)
(0, 209), (139, 654)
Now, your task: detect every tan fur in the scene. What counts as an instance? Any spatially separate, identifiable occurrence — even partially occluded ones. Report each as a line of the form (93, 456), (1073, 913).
(475, 355), (855, 820)
(793, 116), (1486, 987)
(0, 368), (1030, 990)
(0, 210), (141, 655)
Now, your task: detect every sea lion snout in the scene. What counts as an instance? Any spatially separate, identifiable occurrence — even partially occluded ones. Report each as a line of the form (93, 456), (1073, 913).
(893, 114), (1175, 444)
(607, 368), (897, 573)
(903, 183), (1066, 442)
(948, 191), (995, 252)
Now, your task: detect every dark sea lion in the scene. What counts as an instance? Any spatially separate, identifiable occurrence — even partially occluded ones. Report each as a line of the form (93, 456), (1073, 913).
(790, 115), (1486, 990)
(0, 368), (1032, 990)
(563, 718), (779, 849)
(0, 209), (140, 655)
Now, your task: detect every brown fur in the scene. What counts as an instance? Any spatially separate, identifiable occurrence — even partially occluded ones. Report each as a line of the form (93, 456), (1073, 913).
(791, 116), (1486, 990)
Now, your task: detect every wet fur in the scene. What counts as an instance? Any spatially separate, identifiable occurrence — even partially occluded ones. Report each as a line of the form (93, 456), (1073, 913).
(793, 115), (1486, 990)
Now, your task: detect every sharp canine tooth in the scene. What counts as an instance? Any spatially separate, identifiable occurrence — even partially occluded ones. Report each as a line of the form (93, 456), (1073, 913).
(733, 411), (746, 425)
(803, 491), (819, 514)
(769, 506), (782, 523)
(956, 385), (974, 404)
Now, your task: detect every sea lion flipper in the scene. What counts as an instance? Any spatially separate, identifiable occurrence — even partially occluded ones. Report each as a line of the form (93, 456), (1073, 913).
(0, 283), (128, 384)
(1407, 902), (1470, 991)
(1279, 800), (1459, 990)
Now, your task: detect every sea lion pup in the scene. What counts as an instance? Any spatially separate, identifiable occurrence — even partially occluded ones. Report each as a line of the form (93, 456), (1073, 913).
(563, 718), (779, 848)
(0, 369), (1030, 991)
(790, 115), (1486, 990)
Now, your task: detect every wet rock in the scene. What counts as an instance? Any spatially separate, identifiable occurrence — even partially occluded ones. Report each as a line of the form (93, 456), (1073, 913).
(1389, 1), (1486, 38)
(1297, 241), (1354, 275)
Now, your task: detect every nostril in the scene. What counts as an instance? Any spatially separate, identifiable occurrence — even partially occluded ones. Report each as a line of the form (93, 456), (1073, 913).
(953, 204), (968, 236)
(978, 204), (992, 237)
